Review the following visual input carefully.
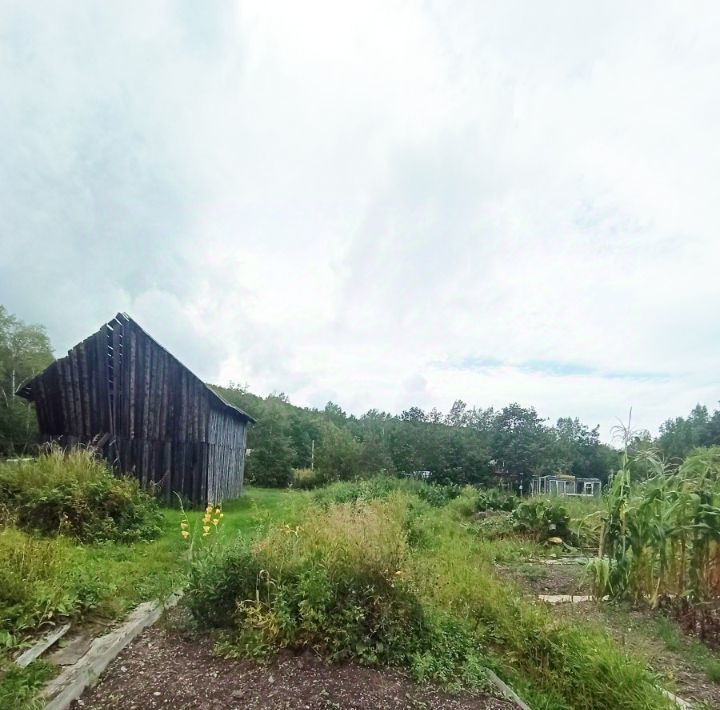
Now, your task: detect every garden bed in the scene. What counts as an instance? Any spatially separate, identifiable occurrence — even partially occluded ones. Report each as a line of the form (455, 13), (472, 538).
(69, 620), (514, 710)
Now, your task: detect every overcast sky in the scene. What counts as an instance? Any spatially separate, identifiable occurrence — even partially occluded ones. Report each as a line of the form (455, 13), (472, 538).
(1, 1), (719, 439)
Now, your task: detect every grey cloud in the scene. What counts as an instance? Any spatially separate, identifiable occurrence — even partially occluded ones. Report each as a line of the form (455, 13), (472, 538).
(1, 1), (720, 439)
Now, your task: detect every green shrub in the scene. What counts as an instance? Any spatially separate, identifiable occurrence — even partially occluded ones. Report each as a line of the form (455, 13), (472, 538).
(292, 468), (324, 490)
(474, 489), (519, 513)
(312, 476), (416, 506)
(510, 499), (572, 542)
(0, 447), (162, 543)
(410, 613), (491, 690)
(313, 476), (463, 509)
(188, 497), (498, 686)
(186, 540), (262, 627)
(416, 482), (463, 507)
(189, 499), (427, 662)
(471, 513), (515, 541)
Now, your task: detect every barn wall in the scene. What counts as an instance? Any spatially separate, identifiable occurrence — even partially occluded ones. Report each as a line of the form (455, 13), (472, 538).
(207, 406), (247, 503)
(22, 314), (249, 505)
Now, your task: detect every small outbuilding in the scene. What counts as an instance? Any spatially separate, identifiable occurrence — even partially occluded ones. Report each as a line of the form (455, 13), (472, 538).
(531, 474), (602, 497)
(16, 313), (254, 505)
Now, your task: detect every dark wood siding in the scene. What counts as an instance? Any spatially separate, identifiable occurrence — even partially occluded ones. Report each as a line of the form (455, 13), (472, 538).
(17, 313), (251, 505)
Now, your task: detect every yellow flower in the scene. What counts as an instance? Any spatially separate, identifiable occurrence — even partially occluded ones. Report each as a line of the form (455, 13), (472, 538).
(203, 530), (210, 537)
(215, 507), (221, 515)
(206, 505), (213, 513)
(203, 525), (211, 534)
(394, 570), (403, 576)
(180, 521), (188, 529)
(219, 513), (224, 519)
(203, 514), (211, 524)
(212, 518), (219, 526)
(181, 530), (190, 539)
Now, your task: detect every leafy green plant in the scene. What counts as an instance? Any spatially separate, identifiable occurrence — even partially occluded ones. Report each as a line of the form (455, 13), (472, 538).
(186, 538), (262, 627)
(474, 489), (519, 513)
(416, 482), (463, 507)
(0, 660), (54, 710)
(0, 527), (111, 632)
(511, 499), (572, 542)
(0, 446), (162, 543)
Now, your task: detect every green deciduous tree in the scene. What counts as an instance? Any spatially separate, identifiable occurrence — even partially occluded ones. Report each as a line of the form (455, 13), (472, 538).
(491, 404), (554, 487)
(315, 421), (363, 481)
(0, 305), (54, 455)
(245, 405), (294, 487)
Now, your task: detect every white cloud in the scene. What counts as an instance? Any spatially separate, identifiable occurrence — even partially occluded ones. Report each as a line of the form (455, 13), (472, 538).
(1, 0), (719, 440)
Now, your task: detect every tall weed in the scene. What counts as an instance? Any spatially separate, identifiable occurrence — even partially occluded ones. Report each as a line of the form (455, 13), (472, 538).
(0, 528), (110, 632)
(189, 492), (670, 707)
(0, 447), (162, 543)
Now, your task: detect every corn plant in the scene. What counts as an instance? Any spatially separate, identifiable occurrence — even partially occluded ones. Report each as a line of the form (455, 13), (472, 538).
(590, 444), (720, 604)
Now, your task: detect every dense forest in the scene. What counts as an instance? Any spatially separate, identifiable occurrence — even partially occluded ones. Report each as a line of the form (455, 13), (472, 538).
(2, 305), (718, 490)
(214, 383), (617, 488)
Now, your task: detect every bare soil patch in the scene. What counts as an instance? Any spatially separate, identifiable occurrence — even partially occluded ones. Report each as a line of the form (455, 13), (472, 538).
(70, 624), (515, 710)
(496, 560), (590, 596)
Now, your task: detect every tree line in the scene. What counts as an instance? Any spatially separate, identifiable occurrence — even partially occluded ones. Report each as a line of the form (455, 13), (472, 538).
(4, 304), (718, 489)
(215, 384), (617, 489)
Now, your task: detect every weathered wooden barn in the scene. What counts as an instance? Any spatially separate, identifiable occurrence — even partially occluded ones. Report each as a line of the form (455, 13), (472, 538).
(16, 313), (254, 504)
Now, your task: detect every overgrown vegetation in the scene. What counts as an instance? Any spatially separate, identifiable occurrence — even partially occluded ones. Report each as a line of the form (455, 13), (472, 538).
(474, 489), (519, 512)
(590, 445), (720, 609)
(311, 476), (464, 509)
(510, 498), (572, 542)
(0, 527), (113, 634)
(0, 488), (303, 709)
(0, 447), (162, 543)
(187, 490), (670, 708)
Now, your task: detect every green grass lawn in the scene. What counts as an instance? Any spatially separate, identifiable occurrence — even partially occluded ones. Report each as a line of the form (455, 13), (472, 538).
(102, 487), (309, 614)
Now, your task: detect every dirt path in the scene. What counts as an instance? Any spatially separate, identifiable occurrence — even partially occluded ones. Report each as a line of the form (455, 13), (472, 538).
(70, 625), (515, 710)
(495, 560), (590, 596)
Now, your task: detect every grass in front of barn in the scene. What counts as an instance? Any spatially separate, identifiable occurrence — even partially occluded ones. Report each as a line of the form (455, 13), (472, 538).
(0, 453), (305, 710)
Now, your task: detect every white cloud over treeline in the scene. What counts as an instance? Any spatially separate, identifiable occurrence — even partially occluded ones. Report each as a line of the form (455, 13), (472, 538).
(1, 0), (719, 438)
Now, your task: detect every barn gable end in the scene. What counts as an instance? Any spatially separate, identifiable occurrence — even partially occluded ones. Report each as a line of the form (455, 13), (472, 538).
(16, 313), (253, 505)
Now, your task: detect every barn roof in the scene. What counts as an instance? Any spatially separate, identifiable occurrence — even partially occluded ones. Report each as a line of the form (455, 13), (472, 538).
(16, 313), (255, 424)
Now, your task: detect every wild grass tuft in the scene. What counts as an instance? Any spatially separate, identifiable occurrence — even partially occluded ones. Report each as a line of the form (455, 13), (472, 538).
(0, 446), (162, 543)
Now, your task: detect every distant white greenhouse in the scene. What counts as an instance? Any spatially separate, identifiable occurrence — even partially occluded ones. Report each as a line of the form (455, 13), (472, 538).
(531, 474), (602, 497)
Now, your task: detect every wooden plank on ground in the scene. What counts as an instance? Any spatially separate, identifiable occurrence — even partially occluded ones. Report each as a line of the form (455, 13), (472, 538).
(42, 592), (182, 710)
(15, 623), (71, 669)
